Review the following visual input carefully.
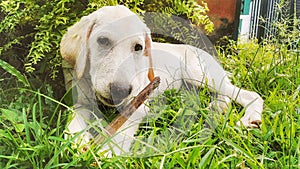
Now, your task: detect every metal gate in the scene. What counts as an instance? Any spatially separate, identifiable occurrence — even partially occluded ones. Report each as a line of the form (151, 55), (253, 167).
(248, 0), (299, 42)
(249, 0), (280, 41)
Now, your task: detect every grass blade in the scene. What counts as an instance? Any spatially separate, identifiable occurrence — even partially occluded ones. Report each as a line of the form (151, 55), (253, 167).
(199, 146), (215, 168)
(0, 59), (29, 86)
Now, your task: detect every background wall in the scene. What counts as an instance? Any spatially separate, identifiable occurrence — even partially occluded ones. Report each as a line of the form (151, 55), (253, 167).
(200, 0), (241, 43)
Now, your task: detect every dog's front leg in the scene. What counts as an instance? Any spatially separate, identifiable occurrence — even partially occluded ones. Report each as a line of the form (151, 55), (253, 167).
(65, 73), (99, 147)
(67, 104), (94, 144)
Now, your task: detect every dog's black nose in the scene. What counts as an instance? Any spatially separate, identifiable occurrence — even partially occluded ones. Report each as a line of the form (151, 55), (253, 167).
(109, 82), (133, 104)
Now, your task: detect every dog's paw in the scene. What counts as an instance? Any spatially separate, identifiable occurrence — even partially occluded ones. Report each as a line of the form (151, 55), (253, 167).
(236, 112), (262, 128)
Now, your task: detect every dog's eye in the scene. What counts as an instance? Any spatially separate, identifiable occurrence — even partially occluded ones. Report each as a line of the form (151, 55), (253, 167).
(97, 37), (111, 47)
(134, 44), (143, 52)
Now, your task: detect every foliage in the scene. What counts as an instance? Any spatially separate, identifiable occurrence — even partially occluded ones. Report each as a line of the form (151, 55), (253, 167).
(143, 0), (213, 32)
(0, 0), (85, 79)
(0, 86), (70, 168)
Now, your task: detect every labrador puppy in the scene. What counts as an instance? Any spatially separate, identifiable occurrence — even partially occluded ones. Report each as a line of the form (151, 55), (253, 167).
(60, 5), (263, 156)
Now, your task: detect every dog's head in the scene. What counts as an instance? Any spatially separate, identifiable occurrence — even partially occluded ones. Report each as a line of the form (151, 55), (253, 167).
(61, 5), (154, 107)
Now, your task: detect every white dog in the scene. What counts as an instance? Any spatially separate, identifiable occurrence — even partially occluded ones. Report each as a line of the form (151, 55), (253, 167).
(60, 5), (263, 155)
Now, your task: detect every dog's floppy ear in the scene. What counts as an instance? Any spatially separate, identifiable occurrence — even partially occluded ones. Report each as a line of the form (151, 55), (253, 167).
(75, 21), (95, 79)
(144, 34), (155, 81)
(60, 15), (95, 79)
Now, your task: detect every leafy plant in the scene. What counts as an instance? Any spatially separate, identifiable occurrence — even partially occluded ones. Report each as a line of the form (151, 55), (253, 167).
(143, 0), (213, 32)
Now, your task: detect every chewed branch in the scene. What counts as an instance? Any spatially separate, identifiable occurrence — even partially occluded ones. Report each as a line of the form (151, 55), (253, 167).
(94, 76), (160, 144)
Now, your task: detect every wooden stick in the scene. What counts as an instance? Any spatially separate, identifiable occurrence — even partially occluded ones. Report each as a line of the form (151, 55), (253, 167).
(94, 76), (160, 144)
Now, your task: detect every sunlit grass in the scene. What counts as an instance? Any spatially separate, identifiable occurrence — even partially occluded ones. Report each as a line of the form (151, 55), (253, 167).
(0, 39), (299, 168)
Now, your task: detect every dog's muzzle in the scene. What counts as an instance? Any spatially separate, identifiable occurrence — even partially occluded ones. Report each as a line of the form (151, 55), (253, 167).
(96, 82), (133, 107)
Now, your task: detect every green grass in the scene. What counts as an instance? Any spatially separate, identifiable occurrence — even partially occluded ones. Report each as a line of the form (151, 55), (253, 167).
(0, 39), (299, 168)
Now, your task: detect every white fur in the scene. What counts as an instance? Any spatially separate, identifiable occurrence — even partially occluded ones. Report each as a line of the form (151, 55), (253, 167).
(60, 5), (263, 156)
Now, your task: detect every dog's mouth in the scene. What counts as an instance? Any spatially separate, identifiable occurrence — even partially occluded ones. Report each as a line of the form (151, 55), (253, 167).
(96, 93), (126, 107)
